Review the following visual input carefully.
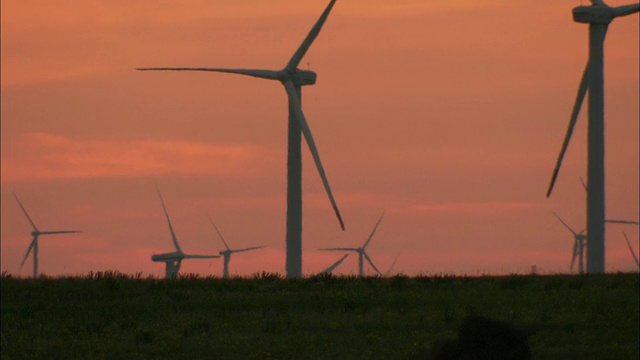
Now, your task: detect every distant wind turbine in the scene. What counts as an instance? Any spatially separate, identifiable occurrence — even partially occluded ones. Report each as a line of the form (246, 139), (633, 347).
(545, 1), (639, 274)
(622, 232), (639, 269)
(553, 212), (587, 274)
(319, 211), (385, 277)
(320, 254), (349, 275)
(208, 217), (266, 279)
(14, 194), (82, 279)
(151, 189), (219, 279)
(384, 253), (401, 277)
(138, 0), (344, 278)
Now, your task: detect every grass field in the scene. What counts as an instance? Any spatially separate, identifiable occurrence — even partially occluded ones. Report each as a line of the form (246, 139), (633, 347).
(1, 272), (638, 359)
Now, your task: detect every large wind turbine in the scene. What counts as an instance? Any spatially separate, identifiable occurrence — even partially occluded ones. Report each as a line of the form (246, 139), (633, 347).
(151, 189), (219, 279)
(137, 0), (344, 278)
(545, 1), (639, 273)
(319, 211), (385, 277)
(553, 212), (587, 274)
(208, 217), (266, 279)
(14, 194), (81, 279)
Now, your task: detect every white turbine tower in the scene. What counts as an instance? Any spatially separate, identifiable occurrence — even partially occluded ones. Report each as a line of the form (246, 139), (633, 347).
(319, 211), (385, 277)
(14, 194), (82, 279)
(622, 232), (639, 269)
(208, 217), (266, 279)
(546, 1), (640, 274)
(553, 212), (587, 274)
(137, 0), (344, 278)
(151, 189), (219, 279)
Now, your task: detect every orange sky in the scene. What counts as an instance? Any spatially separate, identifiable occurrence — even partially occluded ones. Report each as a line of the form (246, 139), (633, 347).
(2, 0), (638, 278)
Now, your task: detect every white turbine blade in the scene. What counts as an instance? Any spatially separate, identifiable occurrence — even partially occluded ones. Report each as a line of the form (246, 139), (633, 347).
(20, 238), (37, 270)
(321, 254), (349, 274)
(208, 217), (231, 251)
(570, 239), (579, 271)
(546, 62), (589, 198)
(622, 232), (640, 266)
(183, 254), (221, 259)
(156, 188), (183, 254)
(363, 252), (381, 275)
(612, 3), (640, 18)
(553, 212), (578, 236)
(285, 0), (337, 71)
(13, 193), (39, 232)
(231, 246), (267, 254)
(363, 211), (385, 249)
(40, 230), (82, 235)
(318, 247), (358, 252)
(137, 68), (282, 81)
(283, 80), (345, 231)
(384, 253), (400, 277)
(605, 219), (640, 226)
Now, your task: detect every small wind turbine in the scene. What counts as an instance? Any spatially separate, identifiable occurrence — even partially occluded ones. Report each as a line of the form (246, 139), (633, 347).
(208, 217), (266, 279)
(622, 232), (639, 269)
(138, 0), (344, 279)
(545, 1), (640, 274)
(319, 211), (385, 277)
(320, 254), (349, 275)
(151, 189), (219, 279)
(553, 212), (587, 274)
(14, 194), (82, 279)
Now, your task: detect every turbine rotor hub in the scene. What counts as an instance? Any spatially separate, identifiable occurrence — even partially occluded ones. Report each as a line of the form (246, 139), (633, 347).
(284, 69), (317, 86)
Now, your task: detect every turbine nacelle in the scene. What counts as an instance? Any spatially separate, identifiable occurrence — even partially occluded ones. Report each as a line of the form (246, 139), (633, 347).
(573, 5), (615, 24)
(285, 69), (317, 86)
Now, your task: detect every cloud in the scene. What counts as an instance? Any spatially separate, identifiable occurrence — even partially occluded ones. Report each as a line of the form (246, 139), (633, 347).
(2, 132), (274, 183)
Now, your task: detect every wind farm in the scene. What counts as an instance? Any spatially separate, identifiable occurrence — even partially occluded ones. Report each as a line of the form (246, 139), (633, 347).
(2, 1), (639, 358)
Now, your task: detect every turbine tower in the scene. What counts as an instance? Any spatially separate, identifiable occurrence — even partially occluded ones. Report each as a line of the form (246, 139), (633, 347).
(545, 1), (639, 273)
(137, 0), (344, 278)
(151, 189), (219, 279)
(14, 194), (81, 279)
(319, 211), (385, 277)
(553, 212), (587, 274)
(208, 217), (266, 279)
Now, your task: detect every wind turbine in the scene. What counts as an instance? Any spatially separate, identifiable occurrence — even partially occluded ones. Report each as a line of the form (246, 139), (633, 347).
(151, 189), (219, 279)
(319, 211), (385, 277)
(384, 253), (401, 277)
(553, 212), (587, 274)
(545, 1), (639, 274)
(320, 254), (349, 275)
(622, 232), (639, 269)
(137, 0), (344, 278)
(14, 194), (82, 279)
(208, 217), (266, 279)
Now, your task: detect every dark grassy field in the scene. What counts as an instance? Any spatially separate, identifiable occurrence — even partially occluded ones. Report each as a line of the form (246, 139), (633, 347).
(1, 272), (638, 359)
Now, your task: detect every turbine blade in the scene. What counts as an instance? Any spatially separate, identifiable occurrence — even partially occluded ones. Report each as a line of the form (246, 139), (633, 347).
(579, 177), (587, 191)
(285, 0), (337, 71)
(321, 254), (349, 274)
(318, 247), (358, 252)
(231, 246), (267, 254)
(622, 232), (640, 267)
(156, 187), (183, 254)
(39, 230), (82, 235)
(13, 193), (39, 232)
(385, 253), (400, 277)
(283, 80), (345, 231)
(570, 239), (578, 271)
(363, 211), (385, 249)
(208, 217), (231, 251)
(183, 254), (221, 259)
(553, 212), (578, 236)
(137, 67), (282, 80)
(363, 252), (381, 275)
(612, 3), (640, 18)
(20, 238), (37, 270)
(546, 62), (589, 198)
(605, 219), (640, 226)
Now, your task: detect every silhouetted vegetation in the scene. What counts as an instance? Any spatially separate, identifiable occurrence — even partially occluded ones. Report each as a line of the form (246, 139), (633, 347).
(1, 272), (638, 359)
